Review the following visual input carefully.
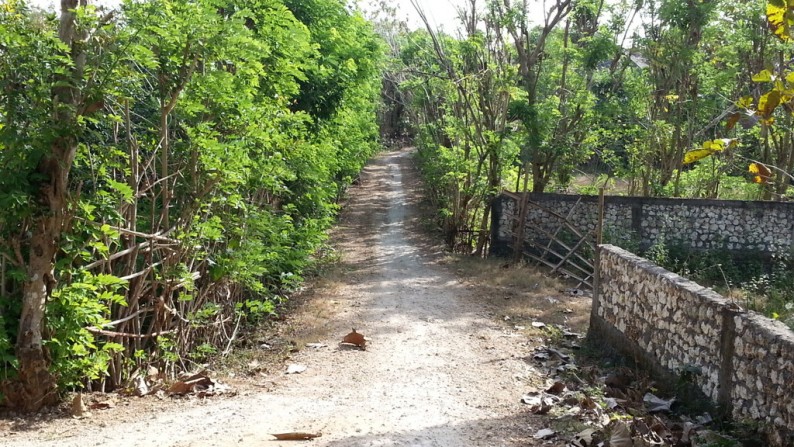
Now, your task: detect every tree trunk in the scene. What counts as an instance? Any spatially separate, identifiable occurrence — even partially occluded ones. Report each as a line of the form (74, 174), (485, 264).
(160, 108), (170, 229)
(512, 165), (532, 262)
(7, 226), (61, 411)
(2, 0), (87, 412)
(532, 163), (547, 193)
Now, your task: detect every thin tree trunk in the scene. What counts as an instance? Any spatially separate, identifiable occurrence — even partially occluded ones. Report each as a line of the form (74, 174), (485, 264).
(160, 108), (170, 228)
(512, 165), (532, 261)
(3, 0), (89, 411)
(11, 225), (61, 411)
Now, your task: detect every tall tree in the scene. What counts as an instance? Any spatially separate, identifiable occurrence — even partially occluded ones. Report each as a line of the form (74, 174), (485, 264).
(0, 0), (109, 410)
(405, 0), (514, 252)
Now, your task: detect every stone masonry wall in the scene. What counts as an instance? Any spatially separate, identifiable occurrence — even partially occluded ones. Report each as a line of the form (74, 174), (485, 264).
(490, 193), (794, 257)
(592, 245), (794, 445)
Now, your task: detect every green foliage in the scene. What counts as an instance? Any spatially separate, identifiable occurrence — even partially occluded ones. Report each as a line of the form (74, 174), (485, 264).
(660, 158), (764, 200)
(45, 272), (127, 388)
(0, 0), (384, 396)
(0, 2), (69, 228)
(602, 225), (641, 254)
(188, 343), (217, 361)
(643, 238), (794, 328)
(283, 0), (383, 122)
(395, 22), (519, 248)
(739, 251), (794, 328)
(645, 235), (670, 266)
(0, 315), (17, 380)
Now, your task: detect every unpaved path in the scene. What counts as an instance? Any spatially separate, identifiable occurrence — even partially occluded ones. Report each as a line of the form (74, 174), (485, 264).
(5, 148), (547, 446)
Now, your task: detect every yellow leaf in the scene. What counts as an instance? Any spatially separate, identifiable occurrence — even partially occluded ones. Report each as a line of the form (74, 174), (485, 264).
(737, 96), (754, 109)
(684, 148), (713, 164)
(665, 94), (679, 102)
(714, 138), (737, 150)
(759, 90), (782, 117)
(767, 0), (794, 41)
(749, 162), (772, 180)
(750, 163), (773, 184)
(773, 312), (780, 320)
(786, 71), (794, 84)
(702, 139), (734, 152)
(753, 69), (775, 82)
(686, 139), (737, 165)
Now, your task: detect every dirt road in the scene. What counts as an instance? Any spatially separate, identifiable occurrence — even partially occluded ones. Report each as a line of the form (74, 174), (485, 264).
(6, 148), (553, 446)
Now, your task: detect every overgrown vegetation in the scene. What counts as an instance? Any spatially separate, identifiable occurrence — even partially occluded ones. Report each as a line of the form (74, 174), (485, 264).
(643, 236), (794, 330)
(0, 0), (383, 410)
(380, 0), (794, 255)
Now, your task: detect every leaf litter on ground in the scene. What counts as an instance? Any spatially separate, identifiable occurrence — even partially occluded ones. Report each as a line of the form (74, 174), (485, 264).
(522, 325), (729, 447)
(167, 372), (233, 398)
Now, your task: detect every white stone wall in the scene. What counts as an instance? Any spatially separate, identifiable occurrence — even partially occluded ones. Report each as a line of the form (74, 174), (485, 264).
(595, 245), (794, 445)
(732, 314), (794, 435)
(597, 246), (727, 400)
(492, 193), (794, 255)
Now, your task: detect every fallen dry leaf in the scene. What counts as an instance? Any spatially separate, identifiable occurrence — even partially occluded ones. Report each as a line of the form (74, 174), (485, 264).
(88, 400), (115, 410)
(609, 421), (632, 447)
(533, 428), (556, 440)
(196, 381), (233, 398)
(533, 351), (550, 361)
(147, 365), (159, 380)
(605, 370), (633, 389)
(133, 375), (149, 397)
(546, 348), (571, 362)
(271, 432), (322, 440)
(521, 392), (555, 415)
(286, 364), (308, 374)
(563, 330), (582, 339)
(569, 428), (600, 447)
(167, 373), (214, 395)
(696, 413), (713, 425)
(342, 328), (366, 349)
(167, 381), (195, 395)
(644, 392), (675, 413)
(546, 381), (566, 395)
(580, 395), (598, 411)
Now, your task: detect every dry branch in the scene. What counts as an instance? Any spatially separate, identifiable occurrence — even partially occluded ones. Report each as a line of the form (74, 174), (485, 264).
(86, 327), (175, 339)
(95, 308), (152, 329)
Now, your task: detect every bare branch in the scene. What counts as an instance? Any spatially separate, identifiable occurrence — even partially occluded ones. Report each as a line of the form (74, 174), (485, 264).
(86, 327), (175, 339)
